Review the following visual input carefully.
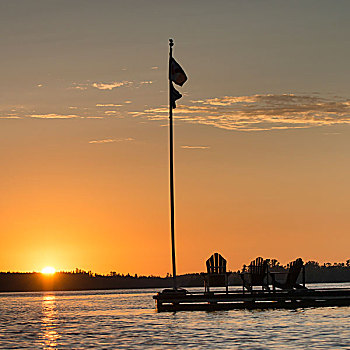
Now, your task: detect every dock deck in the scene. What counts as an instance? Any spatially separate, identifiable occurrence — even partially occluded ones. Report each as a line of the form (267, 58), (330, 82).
(153, 288), (350, 312)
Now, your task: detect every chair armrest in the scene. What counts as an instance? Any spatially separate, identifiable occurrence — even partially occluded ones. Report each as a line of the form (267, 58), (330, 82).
(269, 271), (287, 284)
(269, 271), (287, 276)
(239, 272), (248, 281)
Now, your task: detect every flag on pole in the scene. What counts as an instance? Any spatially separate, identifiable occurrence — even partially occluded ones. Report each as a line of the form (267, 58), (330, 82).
(170, 82), (182, 109)
(170, 57), (187, 86)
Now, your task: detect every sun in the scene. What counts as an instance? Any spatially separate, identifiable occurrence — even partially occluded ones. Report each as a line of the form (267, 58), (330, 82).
(41, 266), (56, 275)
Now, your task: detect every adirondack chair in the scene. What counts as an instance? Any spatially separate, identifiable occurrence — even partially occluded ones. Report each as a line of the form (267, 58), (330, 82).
(203, 253), (229, 293)
(270, 258), (307, 290)
(240, 257), (270, 292)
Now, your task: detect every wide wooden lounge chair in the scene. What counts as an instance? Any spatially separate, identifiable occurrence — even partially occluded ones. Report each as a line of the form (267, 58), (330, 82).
(271, 258), (307, 290)
(240, 257), (270, 292)
(203, 252), (229, 293)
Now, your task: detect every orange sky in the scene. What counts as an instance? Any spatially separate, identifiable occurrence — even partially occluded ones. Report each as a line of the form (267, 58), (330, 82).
(1, 1), (350, 275)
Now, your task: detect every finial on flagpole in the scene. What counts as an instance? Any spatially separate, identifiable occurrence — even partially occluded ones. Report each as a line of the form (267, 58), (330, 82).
(169, 38), (174, 47)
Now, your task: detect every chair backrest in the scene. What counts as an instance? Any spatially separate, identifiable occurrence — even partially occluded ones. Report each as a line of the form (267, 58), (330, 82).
(285, 258), (303, 287)
(248, 257), (269, 285)
(206, 253), (227, 274)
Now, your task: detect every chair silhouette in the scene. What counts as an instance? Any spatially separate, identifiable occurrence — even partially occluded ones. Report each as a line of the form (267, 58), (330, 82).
(240, 257), (270, 292)
(203, 253), (229, 293)
(271, 258), (307, 290)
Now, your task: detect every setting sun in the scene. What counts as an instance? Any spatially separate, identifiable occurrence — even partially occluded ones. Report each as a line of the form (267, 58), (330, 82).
(41, 266), (56, 275)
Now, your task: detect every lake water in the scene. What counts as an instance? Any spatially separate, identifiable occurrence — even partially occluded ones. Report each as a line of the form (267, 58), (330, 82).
(1, 284), (350, 349)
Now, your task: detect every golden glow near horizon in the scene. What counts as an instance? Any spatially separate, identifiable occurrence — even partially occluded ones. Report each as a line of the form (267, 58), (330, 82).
(41, 267), (56, 275)
(1, 1), (350, 276)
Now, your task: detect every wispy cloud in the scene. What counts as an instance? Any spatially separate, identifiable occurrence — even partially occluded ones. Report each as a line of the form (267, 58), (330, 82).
(92, 81), (132, 90)
(70, 83), (89, 90)
(89, 137), (134, 144)
(72, 80), (152, 92)
(181, 145), (210, 149)
(132, 94), (350, 131)
(96, 104), (123, 107)
(104, 111), (123, 116)
(30, 114), (81, 119)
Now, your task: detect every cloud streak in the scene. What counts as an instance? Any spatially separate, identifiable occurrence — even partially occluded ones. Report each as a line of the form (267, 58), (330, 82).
(96, 104), (123, 107)
(72, 80), (153, 91)
(132, 94), (350, 131)
(89, 137), (134, 144)
(30, 114), (81, 119)
(181, 145), (210, 149)
(92, 81), (131, 90)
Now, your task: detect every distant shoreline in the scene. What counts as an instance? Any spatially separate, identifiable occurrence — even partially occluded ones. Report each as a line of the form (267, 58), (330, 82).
(2, 262), (350, 293)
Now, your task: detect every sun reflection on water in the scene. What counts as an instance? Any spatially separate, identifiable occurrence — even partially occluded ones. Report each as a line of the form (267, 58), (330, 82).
(41, 294), (59, 349)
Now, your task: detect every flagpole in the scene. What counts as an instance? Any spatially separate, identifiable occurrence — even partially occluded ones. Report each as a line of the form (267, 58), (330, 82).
(169, 38), (177, 289)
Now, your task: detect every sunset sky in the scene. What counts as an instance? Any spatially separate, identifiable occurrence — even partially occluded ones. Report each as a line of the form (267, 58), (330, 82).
(1, 0), (350, 275)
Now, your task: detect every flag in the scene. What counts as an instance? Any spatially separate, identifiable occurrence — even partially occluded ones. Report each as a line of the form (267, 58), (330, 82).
(170, 57), (187, 86)
(170, 82), (182, 109)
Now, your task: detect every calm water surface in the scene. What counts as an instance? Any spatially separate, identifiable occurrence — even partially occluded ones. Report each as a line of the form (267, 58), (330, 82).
(1, 284), (350, 349)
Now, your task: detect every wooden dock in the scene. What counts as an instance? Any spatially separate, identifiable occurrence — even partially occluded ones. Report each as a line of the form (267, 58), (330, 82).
(153, 288), (350, 312)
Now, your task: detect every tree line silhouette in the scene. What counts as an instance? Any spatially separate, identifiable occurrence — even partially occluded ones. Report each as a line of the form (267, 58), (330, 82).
(1, 259), (350, 292)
